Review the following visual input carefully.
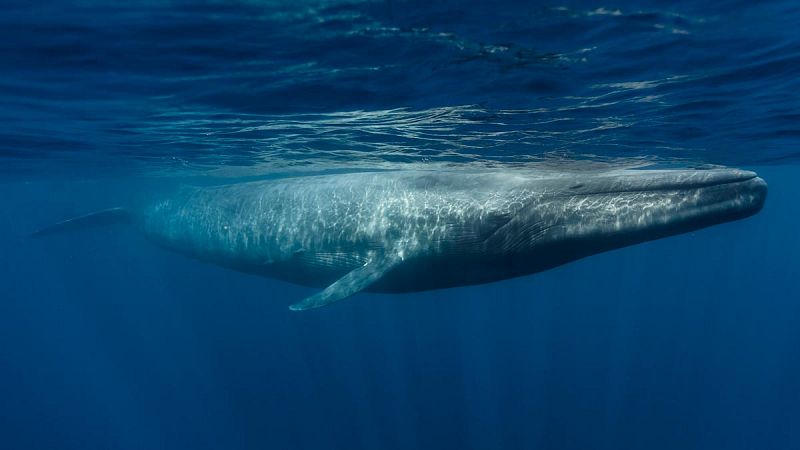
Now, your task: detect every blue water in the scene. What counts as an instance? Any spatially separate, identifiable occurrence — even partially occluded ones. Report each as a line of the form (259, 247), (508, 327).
(1, 0), (799, 449)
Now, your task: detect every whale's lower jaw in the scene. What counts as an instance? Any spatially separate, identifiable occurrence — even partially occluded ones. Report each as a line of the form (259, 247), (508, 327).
(495, 175), (766, 278)
(606, 175), (765, 243)
(575, 175), (766, 244)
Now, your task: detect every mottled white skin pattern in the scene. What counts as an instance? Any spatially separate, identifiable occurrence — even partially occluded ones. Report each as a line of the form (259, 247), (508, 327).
(139, 168), (766, 294)
(142, 171), (536, 285)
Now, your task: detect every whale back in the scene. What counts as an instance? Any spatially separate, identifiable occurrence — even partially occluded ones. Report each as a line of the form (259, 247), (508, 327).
(140, 171), (538, 269)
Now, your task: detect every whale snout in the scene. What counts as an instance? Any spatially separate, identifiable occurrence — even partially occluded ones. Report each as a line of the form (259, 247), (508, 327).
(541, 168), (769, 246)
(649, 169), (768, 232)
(737, 176), (768, 216)
(609, 168), (767, 219)
(688, 171), (767, 222)
(680, 169), (766, 207)
(654, 169), (768, 228)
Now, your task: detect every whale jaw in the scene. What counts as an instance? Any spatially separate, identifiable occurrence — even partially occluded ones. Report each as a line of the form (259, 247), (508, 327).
(562, 169), (767, 242)
(497, 169), (767, 273)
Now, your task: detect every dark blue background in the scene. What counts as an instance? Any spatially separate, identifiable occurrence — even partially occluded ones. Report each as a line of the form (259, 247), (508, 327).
(1, 1), (799, 449)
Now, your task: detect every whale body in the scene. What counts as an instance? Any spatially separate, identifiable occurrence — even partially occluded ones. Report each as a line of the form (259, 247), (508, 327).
(33, 168), (767, 310)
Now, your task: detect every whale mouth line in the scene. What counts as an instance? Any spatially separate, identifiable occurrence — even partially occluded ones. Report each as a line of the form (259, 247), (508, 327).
(640, 173), (758, 193)
(578, 170), (760, 196)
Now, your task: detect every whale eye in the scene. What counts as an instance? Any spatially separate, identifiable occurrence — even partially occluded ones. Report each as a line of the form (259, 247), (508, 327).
(691, 164), (716, 170)
(569, 183), (584, 190)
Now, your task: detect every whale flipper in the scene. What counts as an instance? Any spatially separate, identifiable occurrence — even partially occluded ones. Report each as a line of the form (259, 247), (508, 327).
(30, 208), (131, 238)
(289, 253), (401, 311)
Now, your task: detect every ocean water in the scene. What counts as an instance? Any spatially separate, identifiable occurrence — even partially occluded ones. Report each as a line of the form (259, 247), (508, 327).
(1, 1), (799, 449)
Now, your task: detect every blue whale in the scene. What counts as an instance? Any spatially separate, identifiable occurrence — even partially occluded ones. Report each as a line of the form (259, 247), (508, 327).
(33, 168), (767, 310)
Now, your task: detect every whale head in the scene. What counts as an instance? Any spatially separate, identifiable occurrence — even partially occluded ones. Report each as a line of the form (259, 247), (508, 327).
(489, 168), (767, 272)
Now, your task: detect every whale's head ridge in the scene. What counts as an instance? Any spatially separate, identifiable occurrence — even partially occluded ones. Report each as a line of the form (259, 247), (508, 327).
(487, 168), (767, 267)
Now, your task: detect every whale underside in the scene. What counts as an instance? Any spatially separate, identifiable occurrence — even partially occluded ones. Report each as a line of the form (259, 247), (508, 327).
(32, 168), (767, 310)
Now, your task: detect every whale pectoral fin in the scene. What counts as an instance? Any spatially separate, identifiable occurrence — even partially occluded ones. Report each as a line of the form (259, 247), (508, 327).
(289, 254), (400, 311)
